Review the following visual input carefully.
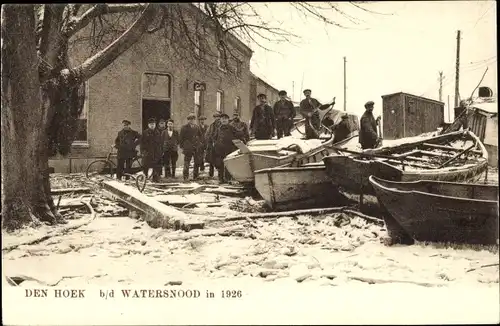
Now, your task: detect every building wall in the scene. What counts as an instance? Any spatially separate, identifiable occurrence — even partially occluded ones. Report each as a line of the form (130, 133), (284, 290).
(50, 13), (253, 173)
(382, 94), (404, 140)
(484, 117), (498, 146)
(382, 93), (444, 139)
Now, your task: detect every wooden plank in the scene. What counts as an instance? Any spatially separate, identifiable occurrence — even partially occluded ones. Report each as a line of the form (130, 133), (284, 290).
(422, 143), (483, 155)
(152, 194), (219, 206)
(102, 180), (204, 231)
(51, 187), (91, 195)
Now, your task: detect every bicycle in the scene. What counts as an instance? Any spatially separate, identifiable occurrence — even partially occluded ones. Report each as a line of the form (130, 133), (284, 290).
(85, 146), (148, 192)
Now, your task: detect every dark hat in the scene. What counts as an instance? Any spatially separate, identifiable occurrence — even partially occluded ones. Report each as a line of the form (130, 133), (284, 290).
(122, 119), (131, 125)
(364, 101), (375, 108)
(198, 115), (207, 120)
(213, 112), (221, 118)
(158, 118), (166, 123)
(341, 114), (349, 119)
(220, 113), (230, 119)
(278, 90), (287, 96)
(257, 93), (267, 98)
(303, 89), (311, 94)
(233, 112), (240, 116)
(187, 113), (196, 120)
(147, 118), (156, 123)
(167, 119), (174, 123)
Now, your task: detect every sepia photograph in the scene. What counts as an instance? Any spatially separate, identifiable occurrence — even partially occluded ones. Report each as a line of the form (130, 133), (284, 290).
(2, 1), (499, 325)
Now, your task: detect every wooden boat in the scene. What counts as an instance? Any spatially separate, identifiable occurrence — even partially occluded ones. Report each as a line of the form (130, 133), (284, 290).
(224, 107), (360, 184)
(322, 130), (489, 196)
(369, 175), (499, 245)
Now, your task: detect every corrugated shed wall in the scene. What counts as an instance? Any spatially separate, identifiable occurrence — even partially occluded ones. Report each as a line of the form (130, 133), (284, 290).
(382, 94), (404, 139)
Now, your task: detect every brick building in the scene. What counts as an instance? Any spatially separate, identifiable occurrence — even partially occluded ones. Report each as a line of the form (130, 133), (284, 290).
(50, 6), (271, 173)
(249, 73), (280, 110)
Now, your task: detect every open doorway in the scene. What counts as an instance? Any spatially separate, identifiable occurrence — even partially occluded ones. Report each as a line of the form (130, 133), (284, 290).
(142, 99), (171, 131)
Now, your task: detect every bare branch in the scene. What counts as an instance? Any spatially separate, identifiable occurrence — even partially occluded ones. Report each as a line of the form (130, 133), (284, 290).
(71, 4), (156, 82)
(65, 4), (147, 38)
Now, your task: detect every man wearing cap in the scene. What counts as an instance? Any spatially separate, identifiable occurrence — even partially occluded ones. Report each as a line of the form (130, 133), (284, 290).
(250, 93), (276, 140)
(141, 118), (163, 182)
(156, 118), (167, 172)
(299, 89), (335, 139)
(197, 116), (208, 172)
(179, 113), (203, 181)
(161, 119), (179, 178)
(230, 112), (250, 144)
(359, 101), (381, 149)
(273, 90), (296, 138)
(114, 120), (141, 180)
(205, 112), (222, 177)
(213, 113), (239, 183)
(332, 114), (353, 144)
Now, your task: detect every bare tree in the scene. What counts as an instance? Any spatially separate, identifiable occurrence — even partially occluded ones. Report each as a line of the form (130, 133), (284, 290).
(1, 2), (382, 230)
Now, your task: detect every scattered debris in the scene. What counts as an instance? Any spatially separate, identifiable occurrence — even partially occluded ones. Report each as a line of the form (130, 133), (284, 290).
(102, 180), (204, 231)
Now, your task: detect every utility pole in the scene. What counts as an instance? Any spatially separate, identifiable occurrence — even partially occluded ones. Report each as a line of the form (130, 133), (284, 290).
(343, 56), (347, 111)
(447, 95), (451, 122)
(438, 71), (444, 102)
(454, 30), (461, 108)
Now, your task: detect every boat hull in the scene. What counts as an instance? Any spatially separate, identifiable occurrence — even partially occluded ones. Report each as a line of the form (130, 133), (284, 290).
(369, 176), (499, 245)
(225, 134), (359, 184)
(323, 130), (489, 195)
(254, 164), (336, 209)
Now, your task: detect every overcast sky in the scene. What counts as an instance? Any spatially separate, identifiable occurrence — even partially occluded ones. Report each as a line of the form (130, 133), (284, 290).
(248, 1), (497, 122)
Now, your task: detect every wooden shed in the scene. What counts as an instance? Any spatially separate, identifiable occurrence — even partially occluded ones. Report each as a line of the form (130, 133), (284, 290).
(454, 97), (497, 167)
(381, 92), (444, 139)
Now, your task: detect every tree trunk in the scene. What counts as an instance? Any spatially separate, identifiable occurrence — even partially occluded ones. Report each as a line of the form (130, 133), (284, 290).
(1, 5), (46, 229)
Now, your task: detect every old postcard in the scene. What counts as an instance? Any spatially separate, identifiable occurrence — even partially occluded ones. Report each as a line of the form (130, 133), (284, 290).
(2, 1), (499, 325)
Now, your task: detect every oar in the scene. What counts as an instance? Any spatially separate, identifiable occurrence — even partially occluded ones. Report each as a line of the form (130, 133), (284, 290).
(437, 142), (476, 169)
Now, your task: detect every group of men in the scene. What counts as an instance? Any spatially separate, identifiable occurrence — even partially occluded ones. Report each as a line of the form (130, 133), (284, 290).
(113, 88), (381, 184)
(114, 112), (249, 184)
(248, 88), (381, 148)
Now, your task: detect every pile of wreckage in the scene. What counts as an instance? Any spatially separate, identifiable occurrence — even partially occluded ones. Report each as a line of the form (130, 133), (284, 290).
(56, 104), (497, 248)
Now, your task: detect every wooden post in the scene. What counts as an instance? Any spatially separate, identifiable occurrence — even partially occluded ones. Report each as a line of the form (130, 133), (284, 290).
(454, 30), (461, 108)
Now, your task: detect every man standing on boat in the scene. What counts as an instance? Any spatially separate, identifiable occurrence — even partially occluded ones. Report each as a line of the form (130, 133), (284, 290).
(273, 90), (296, 138)
(359, 101), (381, 149)
(205, 112), (222, 177)
(250, 93), (276, 140)
(299, 89), (335, 139)
(333, 114), (352, 144)
(230, 112), (250, 144)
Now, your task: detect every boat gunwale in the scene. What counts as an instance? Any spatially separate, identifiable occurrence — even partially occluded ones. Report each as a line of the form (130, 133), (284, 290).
(255, 164), (326, 174)
(368, 175), (499, 204)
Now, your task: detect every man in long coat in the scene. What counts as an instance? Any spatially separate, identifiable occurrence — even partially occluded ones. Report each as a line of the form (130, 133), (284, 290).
(114, 119), (140, 180)
(273, 90), (296, 138)
(213, 113), (239, 183)
(299, 89), (334, 139)
(230, 112), (250, 144)
(250, 93), (275, 140)
(197, 116), (208, 172)
(359, 101), (381, 149)
(205, 112), (221, 177)
(141, 118), (163, 182)
(180, 113), (203, 181)
(161, 119), (180, 178)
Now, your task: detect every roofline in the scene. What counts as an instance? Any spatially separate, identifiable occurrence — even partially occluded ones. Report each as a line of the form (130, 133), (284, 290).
(188, 4), (253, 57)
(381, 92), (445, 106)
(250, 72), (280, 93)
